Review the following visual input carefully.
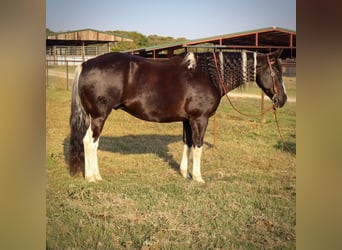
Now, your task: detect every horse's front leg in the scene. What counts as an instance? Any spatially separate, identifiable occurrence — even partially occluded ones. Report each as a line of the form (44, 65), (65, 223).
(190, 117), (208, 183)
(192, 146), (204, 183)
(180, 144), (191, 179)
(180, 120), (192, 179)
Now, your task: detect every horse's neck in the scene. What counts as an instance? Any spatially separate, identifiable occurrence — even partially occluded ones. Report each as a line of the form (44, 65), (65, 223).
(215, 63), (247, 96)
(223, 77), (246, 93)
(219, 52), (255, 95)
(196, 52), (250, 96)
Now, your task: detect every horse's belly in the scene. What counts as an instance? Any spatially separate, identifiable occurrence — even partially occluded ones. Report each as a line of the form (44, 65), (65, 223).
(119, 101), (186, 123)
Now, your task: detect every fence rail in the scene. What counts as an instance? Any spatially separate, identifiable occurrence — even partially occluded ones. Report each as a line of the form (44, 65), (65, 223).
(46, 59), (84, 90)
(46, 45), (110, 66)
(281, 62), (296, 77)
(46, 45), (109, 56)
(46, 56), (94, 66)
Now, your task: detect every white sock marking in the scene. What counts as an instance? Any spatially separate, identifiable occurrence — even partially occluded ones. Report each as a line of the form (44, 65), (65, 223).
(180, 144), (191, 178)
(192, 146), (205, 183)
(282, 80), (287, 95)
(83, 123), (102, 182)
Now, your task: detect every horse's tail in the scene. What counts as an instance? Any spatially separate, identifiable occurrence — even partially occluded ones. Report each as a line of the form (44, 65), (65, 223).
(69, 64), (90, 176)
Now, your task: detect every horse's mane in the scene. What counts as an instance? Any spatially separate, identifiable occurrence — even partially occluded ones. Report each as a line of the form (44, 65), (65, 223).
(180, 51), (256, 91)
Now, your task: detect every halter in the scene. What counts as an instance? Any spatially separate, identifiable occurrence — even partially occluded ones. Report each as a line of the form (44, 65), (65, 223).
(266, 54), (278, 97)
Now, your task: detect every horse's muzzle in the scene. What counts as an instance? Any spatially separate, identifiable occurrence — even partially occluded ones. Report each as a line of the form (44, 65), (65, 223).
(272, 94), (287, 108)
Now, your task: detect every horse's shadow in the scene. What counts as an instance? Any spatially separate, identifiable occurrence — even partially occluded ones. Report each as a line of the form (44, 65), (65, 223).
(273, 140), (296, 155)
(63, 134), (182, 172)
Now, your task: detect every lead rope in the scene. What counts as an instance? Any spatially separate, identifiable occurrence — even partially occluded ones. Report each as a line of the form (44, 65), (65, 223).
(212, 52), (274, 117)
(266, 54), (295, 155)
(212, 52), (294, 155)
(272, 108), (294, 155)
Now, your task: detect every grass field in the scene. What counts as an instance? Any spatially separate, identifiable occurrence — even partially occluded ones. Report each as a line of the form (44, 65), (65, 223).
(46, 75), (296, 249)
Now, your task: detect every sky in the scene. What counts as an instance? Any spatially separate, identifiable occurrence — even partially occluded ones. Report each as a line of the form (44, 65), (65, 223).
(46, 0), (296, 40)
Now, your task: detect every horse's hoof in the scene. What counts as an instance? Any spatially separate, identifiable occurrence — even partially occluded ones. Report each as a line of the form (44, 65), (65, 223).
(192, 175), (206, 183)
(95, 175), (103, 181)
(85, 175), (102, 182)
(85, 176), (96, 182)
(181, 170), (191, 179)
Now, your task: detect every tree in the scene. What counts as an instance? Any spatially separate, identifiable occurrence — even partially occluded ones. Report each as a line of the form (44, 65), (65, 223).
(46, 28), (56, 36)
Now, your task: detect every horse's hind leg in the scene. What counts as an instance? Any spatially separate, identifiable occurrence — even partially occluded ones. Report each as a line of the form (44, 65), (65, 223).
(83, 116), (106, 182)
(83, 122), (100, 182)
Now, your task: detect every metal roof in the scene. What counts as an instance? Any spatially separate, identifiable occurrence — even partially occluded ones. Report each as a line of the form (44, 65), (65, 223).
(184, 26), (295, 47)
(125, 26), (296, 58)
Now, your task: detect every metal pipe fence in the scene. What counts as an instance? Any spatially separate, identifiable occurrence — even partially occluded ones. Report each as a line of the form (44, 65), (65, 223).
(46, 59), (84, 90)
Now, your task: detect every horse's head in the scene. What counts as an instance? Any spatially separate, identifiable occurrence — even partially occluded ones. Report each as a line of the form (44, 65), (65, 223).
(256, 49), (287, 108)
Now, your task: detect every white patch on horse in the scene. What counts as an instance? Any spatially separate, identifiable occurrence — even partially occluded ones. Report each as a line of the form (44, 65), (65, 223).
(219, 51), (224, 82)
(72, 65), (87, 124)
(180, 144), (191, 179)
(242, 51), (247, 83)
(253, 52), (257, 82)
(282, 80), (287, 95)
(83, 122), (102, 182)
(192, 146), (205, 183)
(183, 52), (197, 69)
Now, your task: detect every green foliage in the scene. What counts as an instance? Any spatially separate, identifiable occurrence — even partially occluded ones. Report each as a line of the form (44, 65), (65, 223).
(109, 30), (188, 52)
(110, 41), (135, 52)
(146, 34), (187, 46)
(107, 30), (149, 47)
(108, 30), (187, 48)
(46, 28), (57, 36)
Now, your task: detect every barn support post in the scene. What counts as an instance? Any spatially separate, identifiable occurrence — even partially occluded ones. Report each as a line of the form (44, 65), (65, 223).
(82, 42), (85, 62)
(66, 60), (69, 90)
(53, 46), (57, 66)
(255, 32), (259, 47)
(290, 34), (293, 58)
(167, 48), (174, 58)
(46, 60), (48, 87)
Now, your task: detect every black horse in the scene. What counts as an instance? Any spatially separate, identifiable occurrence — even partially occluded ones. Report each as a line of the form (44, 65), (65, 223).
(69, 49), (286, 182)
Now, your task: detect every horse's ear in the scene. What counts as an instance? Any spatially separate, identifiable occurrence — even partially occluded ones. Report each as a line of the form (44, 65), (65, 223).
(271, 48), (283, 58)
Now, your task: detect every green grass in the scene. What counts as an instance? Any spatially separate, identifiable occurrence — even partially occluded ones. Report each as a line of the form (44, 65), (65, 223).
(46, 78), (296, 249)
